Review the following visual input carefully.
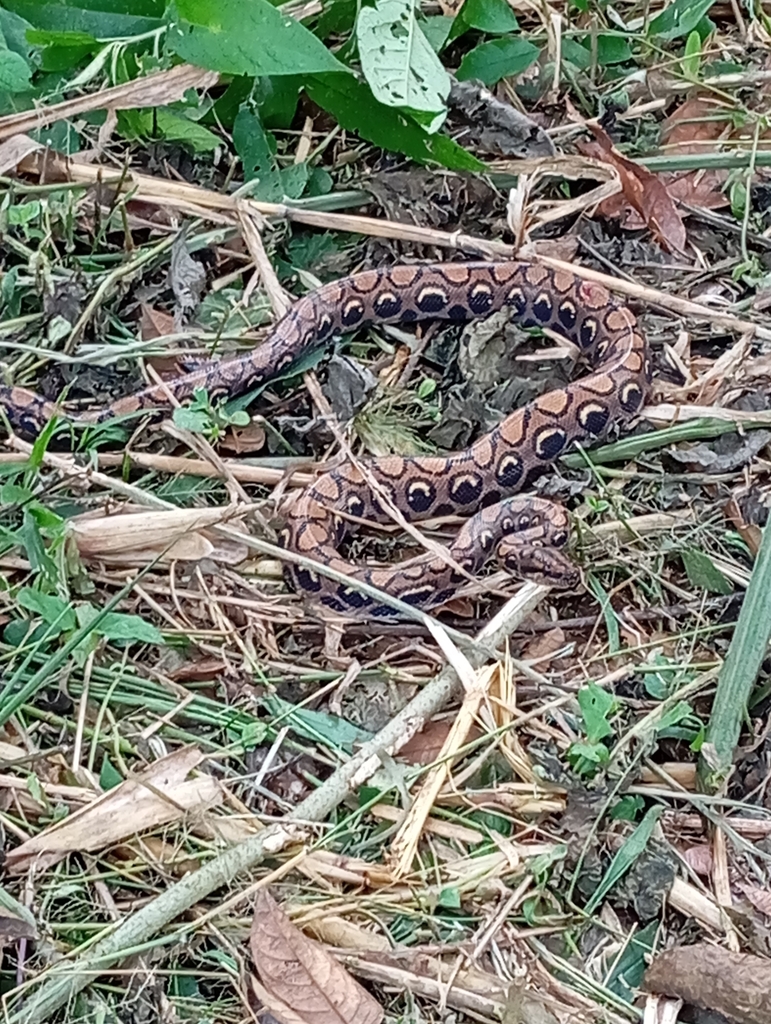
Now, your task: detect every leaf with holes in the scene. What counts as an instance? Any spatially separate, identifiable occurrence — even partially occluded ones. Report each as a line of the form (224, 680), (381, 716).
(250, 889), (383, 1024)
(357, 0), (450, 132)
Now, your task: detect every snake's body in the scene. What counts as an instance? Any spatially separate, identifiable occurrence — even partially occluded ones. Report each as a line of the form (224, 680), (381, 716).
(1, 262), (649, 616)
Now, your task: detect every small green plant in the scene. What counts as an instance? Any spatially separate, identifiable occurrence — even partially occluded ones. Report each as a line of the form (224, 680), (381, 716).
(172, 387), (251, 441)
(566, 682), (619, 777)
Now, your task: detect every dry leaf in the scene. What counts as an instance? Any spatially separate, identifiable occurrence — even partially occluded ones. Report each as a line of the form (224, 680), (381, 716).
(219, 422), (267, 454)
(738, 883), (771, 918)
(0, 133), (42, 175)
(580, 124), (687, 253)
(250, 889), (383, 1024)
(6, 747), (222, 874)
(139, 303), (176, 340)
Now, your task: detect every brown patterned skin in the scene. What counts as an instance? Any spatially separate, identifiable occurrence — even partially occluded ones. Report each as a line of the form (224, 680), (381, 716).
(0, 262), (649, 617)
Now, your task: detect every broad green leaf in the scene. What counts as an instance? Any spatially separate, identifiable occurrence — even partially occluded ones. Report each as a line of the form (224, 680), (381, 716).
(0, 46), (31, 92)
(153, 109), (221, 152)
(448, 0), (518, 45)
(356, 0), (450, 133)
(648, 0), (715, 40)
(306, 73), (486, 171)
(167, 0), (347, 77)
(17, 588), (76, 630)
(595, 33), (633, 63)
(681, 548), (732, 594)
(0, 7), (33, 59)
(422, 15), (453, 53)
(1, 1), (163, 36)
(99, 612), (164, 644)
(456, 36), (539, 86)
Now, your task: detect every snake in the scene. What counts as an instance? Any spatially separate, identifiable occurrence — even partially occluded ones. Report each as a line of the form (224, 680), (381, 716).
(0, 261), (650, 618)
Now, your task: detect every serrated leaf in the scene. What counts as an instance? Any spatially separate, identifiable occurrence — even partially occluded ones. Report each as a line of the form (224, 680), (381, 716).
(456, 36), (539, 86)
(306, 73), (485, 171)
(681, 548), (732, 595)
(357, 0), (450, 132)
(167, 0), (346, 77)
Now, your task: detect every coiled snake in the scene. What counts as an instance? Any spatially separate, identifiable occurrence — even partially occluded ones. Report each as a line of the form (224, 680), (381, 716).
(0, 262), (649, 617)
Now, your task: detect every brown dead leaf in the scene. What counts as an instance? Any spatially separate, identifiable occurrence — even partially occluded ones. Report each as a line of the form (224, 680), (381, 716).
(400, 719), (453, 765)
(738, 884), (771, 919)
(580, 124), (687, 253)
(681, 843), (713, 876)
(643, 943), (771, 1024)
(139, 303), (176, 341)
(251, 890), (383, 1024)
(521, 627), (566, 664)
(0, 134), (42, 175)
(219, 422), (267, 454)
(659, 97), (731, 210)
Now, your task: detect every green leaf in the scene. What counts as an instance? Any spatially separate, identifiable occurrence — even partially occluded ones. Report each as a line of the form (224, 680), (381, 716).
(681, 29), (702, 77)
(16, 588), (76, 630)
(98, 612), (164, 644)
(448, 0), (518, 44)
(595, 33), (633, 63)
(681, 548), (732, 594)
(167, 0), (347, 77)
(356, 0), (450, 133)
(99, 756), (123, 791)
(306, 73), (486, 171)
(233, 106), (309, 201)
(578, 681), (616, 743)
(421, 15), (453, 53)
(172, 407), (211, 433)
(611, 794), (645, 821)
(154, 109), (221, 152)
(585, 806), (664, 914)
(0, 46), (31, 92)
(0, 7), (33, 59)
(1, 1), (163, 37)
(456, 36), (539, 86)
(648, 0), (716, 40)
(561, 37), (590, 69)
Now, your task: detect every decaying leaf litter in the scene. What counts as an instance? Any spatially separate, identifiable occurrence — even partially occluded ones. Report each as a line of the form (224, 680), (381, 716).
(0, 0), (771, 1022)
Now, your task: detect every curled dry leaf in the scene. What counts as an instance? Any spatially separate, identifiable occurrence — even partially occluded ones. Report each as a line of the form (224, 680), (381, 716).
(643, 943), (771, 1024)
(250, 889), (383, 1024)
(580, 124), (687, 254)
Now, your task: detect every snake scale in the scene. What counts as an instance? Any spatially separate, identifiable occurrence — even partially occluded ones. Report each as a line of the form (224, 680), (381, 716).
(0, 262), (650, 617)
